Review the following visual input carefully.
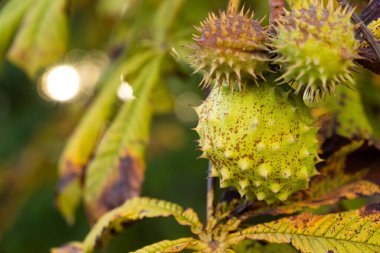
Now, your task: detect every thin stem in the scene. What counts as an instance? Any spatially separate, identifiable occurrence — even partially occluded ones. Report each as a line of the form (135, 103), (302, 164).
(336, 0), (380, 61)
(228, 0), (240, 13)
(207, 162), (216, 222)
(269, 0), (286, 25)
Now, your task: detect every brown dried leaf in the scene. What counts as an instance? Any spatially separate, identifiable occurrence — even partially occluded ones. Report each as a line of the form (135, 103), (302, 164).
(357, 0), (380, 74)
(358, 46), (380, 75)
(265, 180), (380, 216)
(297, 141), (367, 200)
(304, 180), (380, 207)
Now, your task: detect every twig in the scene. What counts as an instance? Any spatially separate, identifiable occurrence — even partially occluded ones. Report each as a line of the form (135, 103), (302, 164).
(269, 0), (286, 25)
(207, 162), (216, 222)
(228, 0), (241, 13)
(336, 0), (380, 61)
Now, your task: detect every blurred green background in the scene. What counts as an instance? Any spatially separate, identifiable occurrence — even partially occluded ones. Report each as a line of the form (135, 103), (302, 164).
(1, 0), (378, 252)
(0, 0), (268, 252)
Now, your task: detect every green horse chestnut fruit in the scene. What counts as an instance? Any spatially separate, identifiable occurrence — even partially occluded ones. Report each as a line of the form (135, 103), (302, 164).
(195, 83), (320, 203)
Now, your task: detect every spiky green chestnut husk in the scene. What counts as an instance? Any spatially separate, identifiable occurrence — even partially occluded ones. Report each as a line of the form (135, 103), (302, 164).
(190, 8), (269, 91)
(272, 0), (358, 103)
(195, 84), (319, 203)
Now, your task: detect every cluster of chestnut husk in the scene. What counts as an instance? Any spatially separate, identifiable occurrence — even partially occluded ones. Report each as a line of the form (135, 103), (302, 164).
(189, 0), (360, 203)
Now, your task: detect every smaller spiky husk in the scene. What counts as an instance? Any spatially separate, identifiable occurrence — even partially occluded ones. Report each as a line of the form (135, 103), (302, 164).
(190, 7), (269, 91)
(195, 83), (320, 203)
(271, 0), (359, 103)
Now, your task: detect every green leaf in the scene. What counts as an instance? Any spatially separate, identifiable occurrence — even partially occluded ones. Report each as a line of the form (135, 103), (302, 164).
(232, 240), (297, 253)
(7, 0), (68, 77)
(83, 56), (163, 222)
(130, 238), (206, 253)
(81, 197), (203, 252)
(151, 81), (174, 114)
(153, 0), (186, 45)
(0, 0), (33, 62)
(358, 75), (380, 145)
(56, 50), (155, 224)
(96, 0), (136, 17)
(228, 202), (380, 253)
(326, 85), (374, 142)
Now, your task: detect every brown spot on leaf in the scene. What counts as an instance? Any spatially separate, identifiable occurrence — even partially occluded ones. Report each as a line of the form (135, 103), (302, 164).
(290, 212), (314, 229)
(359, 202), (380, 217)
(56, 161), (84, 193)
(55, 160), (85, 223)
(90, 150), (145, 223)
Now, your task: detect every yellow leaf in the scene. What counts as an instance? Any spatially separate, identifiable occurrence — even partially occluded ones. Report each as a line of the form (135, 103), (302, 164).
(130, 238), (206, 253)
(228, 202), (380, 253)
(56, 197), (203, 252)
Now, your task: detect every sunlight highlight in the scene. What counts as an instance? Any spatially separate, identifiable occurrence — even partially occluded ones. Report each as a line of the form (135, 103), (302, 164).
(44, 65), (81, 102)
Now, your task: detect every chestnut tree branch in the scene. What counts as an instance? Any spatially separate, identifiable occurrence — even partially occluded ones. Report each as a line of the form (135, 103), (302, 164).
(207, 162), (216, 222)
(337, 0), (380, 61)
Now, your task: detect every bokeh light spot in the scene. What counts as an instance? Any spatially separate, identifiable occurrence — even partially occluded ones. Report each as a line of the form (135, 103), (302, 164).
(44, 65), (80, 102)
